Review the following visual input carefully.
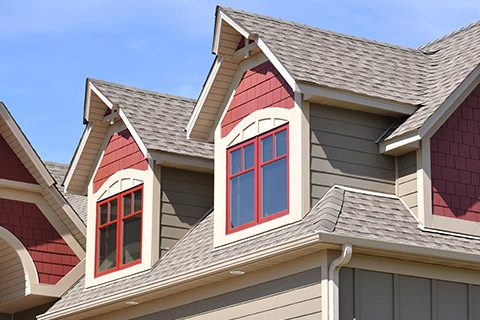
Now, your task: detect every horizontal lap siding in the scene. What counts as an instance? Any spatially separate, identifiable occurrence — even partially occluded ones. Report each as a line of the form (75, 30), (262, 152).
(397, 152), (418, 216)
(135, 268), (321, 320)
(310, 104), (395, 205)
(0, 238), (26, 304)
(159, 167), (213, 256)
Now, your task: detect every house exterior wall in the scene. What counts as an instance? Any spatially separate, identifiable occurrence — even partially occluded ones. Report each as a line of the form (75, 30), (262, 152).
(220, 61), (294, 137)
(0, 198), (79, 284)
(0, 135), (37, 184)
(430, 84), (480, 222)
(340, 267), (480, 320)
(159, 167), (213, 257)
(397, 152), (418, 216)
(310, 104), (396, 204)
(0, 237), (26, 305)
(93, 129), (148, 193)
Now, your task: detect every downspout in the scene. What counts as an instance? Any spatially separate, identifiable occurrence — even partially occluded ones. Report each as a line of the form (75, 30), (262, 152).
(328, 243), (353, 320)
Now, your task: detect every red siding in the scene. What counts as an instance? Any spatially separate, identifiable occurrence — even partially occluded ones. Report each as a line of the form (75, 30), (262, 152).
(0, 135), (37, 184)
(0, 198), (79, 284)
(431, 84), (480, 221)
(220, 61), (294, 138)
(93, 129), (148, 193)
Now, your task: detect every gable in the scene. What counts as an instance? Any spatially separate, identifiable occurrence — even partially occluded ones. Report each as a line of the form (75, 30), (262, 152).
(0, 134), (37, 184)
(221, 61), (294, 137)
(93, 129), (148, 193)
(431, 84), (480, 221)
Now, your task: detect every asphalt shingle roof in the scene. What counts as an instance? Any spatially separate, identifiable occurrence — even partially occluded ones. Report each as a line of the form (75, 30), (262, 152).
(44, 161), (87, 224)
(43, 186), (480, 318)
(89, 79), (214, 159)
(220, 7), (480, 141)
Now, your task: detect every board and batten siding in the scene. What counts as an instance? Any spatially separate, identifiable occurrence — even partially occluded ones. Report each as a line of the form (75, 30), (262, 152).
(397, 152), (418, 216)
(340, 268), (480, 320)
(310, 104), (396, 205)
(159, 167), (214, 257)
(134, 267), (322, 320)
(0, 237), (26, 305)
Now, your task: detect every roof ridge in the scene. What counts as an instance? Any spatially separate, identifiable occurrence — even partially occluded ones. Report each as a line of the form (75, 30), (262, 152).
(220, 6), (423, 54)
(88, 78), (197, 103)
(419, 19), (480, 51)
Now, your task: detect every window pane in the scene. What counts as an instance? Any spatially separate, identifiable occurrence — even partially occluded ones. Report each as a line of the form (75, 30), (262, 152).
(230, 171), (255, 228)
(262, 158), (287, 218)
(122, 214), (141, 264)
(109, 199), (118, 222)
(230, 149), (242, 174)
(244, 144), (255, 170)
(99, 203), (108, 225)
(262, 135), (273, 162)
(275, 130), (287, 157)
(98, 224), (117, 272)
(123, 194), (132, 216)
(133, 190), (142, 212)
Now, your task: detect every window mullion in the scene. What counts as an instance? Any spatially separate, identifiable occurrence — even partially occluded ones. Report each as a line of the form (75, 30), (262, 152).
(255, 136), (260, 224)
(116, 194), (122, 269)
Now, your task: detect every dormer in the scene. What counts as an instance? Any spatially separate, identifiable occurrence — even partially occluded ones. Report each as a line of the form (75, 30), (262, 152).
(65, 79), (213, 287)
(187, 7), (418, 247)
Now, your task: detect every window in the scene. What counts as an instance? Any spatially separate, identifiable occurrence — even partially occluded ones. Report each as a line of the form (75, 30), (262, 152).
(227, 125), (289, 233)
(95, 185), (142, 276)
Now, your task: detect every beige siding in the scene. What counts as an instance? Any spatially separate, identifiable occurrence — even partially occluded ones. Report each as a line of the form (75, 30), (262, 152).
(160, 167), (213, 256)
(397, 152), (418, 216)
(134, 268), (321, 320)
(0, 238), (27, 305)
(310, 104), (396, 205)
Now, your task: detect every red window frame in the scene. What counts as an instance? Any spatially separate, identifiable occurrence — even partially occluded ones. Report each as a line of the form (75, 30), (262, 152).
(95, 184), (143, 277)
(226, 124), (289, 234)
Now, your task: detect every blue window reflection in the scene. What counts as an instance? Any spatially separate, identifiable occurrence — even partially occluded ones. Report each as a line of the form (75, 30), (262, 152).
(262, 158), (287, 217)
(230, 171), (255, 228)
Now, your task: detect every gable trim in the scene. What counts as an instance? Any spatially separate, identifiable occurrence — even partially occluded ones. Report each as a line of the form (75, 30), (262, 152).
(213, 9), (249, 54)
(64, 123), (92, 193)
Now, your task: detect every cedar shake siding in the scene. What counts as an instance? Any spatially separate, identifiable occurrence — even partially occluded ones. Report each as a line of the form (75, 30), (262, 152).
(0, 198), (80, 284)
(133, 268), (321, 320)
(93, 129), (148, 193)
(310, 104), (396, 205)
(159, 167), (213, 257)
(220, 61), (294, 138)
(431, 85), (480, 221)
(397, 152), (418, 216)
(340, 268), (480, 320)
(0, 135), (37, 184)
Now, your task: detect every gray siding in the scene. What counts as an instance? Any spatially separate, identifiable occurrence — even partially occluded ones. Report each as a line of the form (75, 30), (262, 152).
(340, 268), (480, 320)
(310, 104), (396, 205)
(160, 167), (213, 257)
(134, 267), (321, 320)
(397, 151), (418, 216)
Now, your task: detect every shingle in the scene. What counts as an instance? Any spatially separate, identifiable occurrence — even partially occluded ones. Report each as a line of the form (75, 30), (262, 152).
(44, 161), (87, 224)
(42, 186), (480, 318)
(89, 79), (214, 160)
(220, 7), (480, 142)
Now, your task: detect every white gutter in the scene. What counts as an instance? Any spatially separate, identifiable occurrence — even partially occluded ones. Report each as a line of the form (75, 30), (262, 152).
(328, 243), (352, 320)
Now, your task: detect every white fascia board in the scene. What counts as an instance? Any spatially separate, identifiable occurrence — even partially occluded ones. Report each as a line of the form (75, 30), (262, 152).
(186, 56), (223, 139)
(89, 82), (114, 109)
(118, 108), (149, 158)
(0, 102), (55, 186)
(213, 10), (249, 54)
(379, 133), (421, 154)
(256, 37), (297, 92)
(420, 64), (480, 139)
(299, 83), (418, 115)
(64, 123), (92, 192)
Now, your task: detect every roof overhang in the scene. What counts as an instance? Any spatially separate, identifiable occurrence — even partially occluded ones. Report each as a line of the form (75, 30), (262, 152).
(299, 83), (419, 117)
(381, 63), (480, 155)
(187, 7), (298, 142)
(65, 80), (149, 195)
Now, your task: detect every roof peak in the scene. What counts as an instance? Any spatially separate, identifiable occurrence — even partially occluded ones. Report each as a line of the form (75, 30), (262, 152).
(219, 6), (422, 54)
(88, 78), (196, 103)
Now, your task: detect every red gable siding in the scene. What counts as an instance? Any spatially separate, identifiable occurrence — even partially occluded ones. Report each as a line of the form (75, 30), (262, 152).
(0, 135), (37, 184)
(431, 85), (480, 221)
(220, 61), (294, 138)
(93, 129), (148, 193)
(0, 198), (79, 284)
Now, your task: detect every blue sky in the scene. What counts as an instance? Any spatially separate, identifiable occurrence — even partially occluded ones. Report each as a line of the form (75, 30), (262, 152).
(1, 0), (479, 163)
